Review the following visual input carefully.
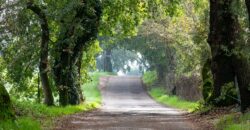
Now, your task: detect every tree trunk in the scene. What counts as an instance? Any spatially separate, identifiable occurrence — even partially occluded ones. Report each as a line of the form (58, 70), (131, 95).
(207, 0), (238, 104)
(0, 85), (14, 120)
(27, 2), (54, 106)
(53, 46), (73, 106)
(245, 0), (250, 24)
(208, 0), (250, 111)
(76, 52), (84, 102)
(53, 0), (102, 106)
(104, 48), (113, 72)
(232, 55), (250, 112)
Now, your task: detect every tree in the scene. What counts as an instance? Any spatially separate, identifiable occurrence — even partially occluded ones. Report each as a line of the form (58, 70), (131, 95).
(27, 1), (54, 106)
(53, 0), (102, 105)
(208, 0), (250, 112)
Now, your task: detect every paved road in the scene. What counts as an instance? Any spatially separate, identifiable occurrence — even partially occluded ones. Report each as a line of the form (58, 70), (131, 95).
(55, 76), (199, 130)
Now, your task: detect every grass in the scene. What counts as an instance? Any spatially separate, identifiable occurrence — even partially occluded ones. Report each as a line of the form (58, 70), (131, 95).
(216, 112), (250, 130)
(0, 72), (112, 130)
(142, 71), (199, 112)
(149, 87), (199, 112)
(0, 101), (98, 130)
(0, 117), (40, 130)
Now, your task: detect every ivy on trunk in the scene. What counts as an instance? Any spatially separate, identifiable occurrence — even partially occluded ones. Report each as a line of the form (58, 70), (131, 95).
(208, 0), (250, 112)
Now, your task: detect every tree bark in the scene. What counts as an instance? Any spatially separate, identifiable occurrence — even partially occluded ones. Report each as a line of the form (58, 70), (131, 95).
(53, 0), (102, 106)
(0, 85), (14, 120)
(208, 0), (250, 111)
(208, 0), (238, 104)
(27, 2), (54, 106)
(76, 52), (84, 102)
(53, 43), (72, 106)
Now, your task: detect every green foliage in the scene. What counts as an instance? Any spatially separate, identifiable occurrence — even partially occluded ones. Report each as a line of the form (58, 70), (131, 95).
(149, 87), (199, 112)
(0, 72), (109, 129)
(0, 118), (40, 130)
(202, 59), (213, 103)
(13, 100), (98, 118)
(214, 82), (238, 106)
(81, 40), (103, 84)
(142, 71), (157, 86)
(1, 99), (99, 130)
(216, 112), (250, 130)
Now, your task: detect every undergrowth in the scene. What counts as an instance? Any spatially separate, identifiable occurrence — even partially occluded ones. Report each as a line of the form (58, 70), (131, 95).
(149, 87), (199, 112)
(216, 112), (250, 130)
(142, 71), (199, 112)
(0, 72), (111, 130)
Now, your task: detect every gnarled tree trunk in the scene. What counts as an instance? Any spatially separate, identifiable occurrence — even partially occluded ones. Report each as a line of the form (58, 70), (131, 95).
(53, 0), (102, 106)
(208, 0), (238, 105)
(208, 0), (250, 111)
(27, 2), (54, 106)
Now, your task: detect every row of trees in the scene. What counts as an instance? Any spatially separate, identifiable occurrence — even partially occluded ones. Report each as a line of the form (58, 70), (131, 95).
(98, 0), (250, 112)
(1, 0), (250, 121)
(0, 0), (181, 120)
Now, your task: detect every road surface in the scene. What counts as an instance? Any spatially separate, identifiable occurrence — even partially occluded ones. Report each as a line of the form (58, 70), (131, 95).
(55, 76), (199, 130)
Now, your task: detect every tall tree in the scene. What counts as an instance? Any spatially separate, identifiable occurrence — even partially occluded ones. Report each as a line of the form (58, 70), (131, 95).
(27, 2), (54, 106)
(208, 0), (250, 111)
(53, 0), (102, 106)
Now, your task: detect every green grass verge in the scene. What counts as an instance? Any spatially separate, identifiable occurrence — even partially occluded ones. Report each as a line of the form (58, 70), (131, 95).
(83, 72), (114, 103)
(0, 101), (96, 130)
(0, 72), (112, 130)
(216, 112), (250, 130)
(149, 87), (199, 112)
(142, 71), (199, 112)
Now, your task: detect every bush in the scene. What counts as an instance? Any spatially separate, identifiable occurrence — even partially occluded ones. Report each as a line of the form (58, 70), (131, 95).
(214, 82), (238, 106)
(142, 71), (157, 86)
(216, 112), (250, 130)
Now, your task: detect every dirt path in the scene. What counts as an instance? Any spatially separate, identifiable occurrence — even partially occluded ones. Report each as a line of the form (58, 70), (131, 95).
(55, 76), (200, 130)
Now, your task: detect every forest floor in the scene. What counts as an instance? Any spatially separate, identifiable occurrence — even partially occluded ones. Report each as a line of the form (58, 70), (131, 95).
(55, 76), (208, 130)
